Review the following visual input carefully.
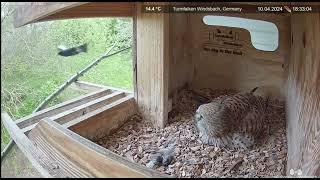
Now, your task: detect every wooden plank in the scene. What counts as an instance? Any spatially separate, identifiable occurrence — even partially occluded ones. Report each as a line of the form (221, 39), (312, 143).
(29, 130), (92, 177)
(21, 123), (38, 135)
(74, 80), (133, 94)
(286, 12), (320, 177)
(52, 91), (125, 124)
(1, 112), (52, 177)
(136, 2), (170, 128)
(69, 82), (103, 93)
(41, 2), (133, 21)
(14, 2), (133, 27)
(132, 3), (138, 101)
(22, 91), (126, 134)
(14, 2), (87, 27)
(16, 89), (112, 129)
(67, 95), (136, 141)
(187, 12), (291, 99)
(169, 5), (193, 98)
(27, 118), (169, 177)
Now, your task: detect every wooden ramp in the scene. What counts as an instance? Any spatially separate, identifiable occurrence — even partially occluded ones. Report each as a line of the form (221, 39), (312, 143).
(15, 81), (135, 140)
(27, 119), (166, 177)
(1, 81), (169, 177)
(2, 114), (167, 178)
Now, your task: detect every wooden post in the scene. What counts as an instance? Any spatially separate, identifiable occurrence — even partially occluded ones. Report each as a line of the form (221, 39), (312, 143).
(136, 2), (170, 128)
(132, 3), (138, 101)
(286, 12), (320, 177)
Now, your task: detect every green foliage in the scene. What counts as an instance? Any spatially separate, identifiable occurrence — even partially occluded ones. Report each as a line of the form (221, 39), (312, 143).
(49, 18), (132, 52)
(81, 51), (133, 90)
(1, 3), (133, 150)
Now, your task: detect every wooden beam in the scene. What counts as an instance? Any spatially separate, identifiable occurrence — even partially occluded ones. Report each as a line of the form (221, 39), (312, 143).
(136, 2), (170, 128)
(14, 2), (87, 27)
(28, 118), (169, 177)
(168, 6), (193, 98)
(286, 11), (320, 177)
(70, 82), (103, 93)
(52, 91), (125, 124)
(22, 91), (126, 134)
(132, 3), (138, 101)
(67, 95), (136, 140)
(74, 80), (133, 94)
(40, 2), (134, 21)
(16, 89), (112, 129)
(1, 112), (52, 177)
(14, 2), (134, 28)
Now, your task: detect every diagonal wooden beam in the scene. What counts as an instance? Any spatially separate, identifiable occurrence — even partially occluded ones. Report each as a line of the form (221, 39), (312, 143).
(1, 112), (52, 177)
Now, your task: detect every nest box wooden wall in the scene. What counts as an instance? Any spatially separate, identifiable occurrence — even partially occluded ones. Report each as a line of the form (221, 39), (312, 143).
(286, 12), (320, 176)
(135, 3), (319, 176)
(135, 3), (292, 128)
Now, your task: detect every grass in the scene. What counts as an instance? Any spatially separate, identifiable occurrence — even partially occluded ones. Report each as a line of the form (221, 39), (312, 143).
(1, 49), (133, 151)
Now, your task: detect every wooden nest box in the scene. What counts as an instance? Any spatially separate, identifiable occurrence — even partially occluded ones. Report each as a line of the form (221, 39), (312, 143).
(4, 2), (319, 178)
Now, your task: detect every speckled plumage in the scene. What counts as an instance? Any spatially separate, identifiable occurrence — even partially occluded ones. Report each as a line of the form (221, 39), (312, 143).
(195, 87), (268, 149)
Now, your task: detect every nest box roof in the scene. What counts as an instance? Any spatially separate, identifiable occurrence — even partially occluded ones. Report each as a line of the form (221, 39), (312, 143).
(14, 2), (134, 28)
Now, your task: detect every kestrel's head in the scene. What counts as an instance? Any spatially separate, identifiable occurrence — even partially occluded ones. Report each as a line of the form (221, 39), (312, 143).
(195, 101), (223, 122)
(194, 100), (231, 136)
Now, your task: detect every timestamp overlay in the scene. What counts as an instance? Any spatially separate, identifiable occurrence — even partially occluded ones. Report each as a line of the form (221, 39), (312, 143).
(142, 4), (320, 14)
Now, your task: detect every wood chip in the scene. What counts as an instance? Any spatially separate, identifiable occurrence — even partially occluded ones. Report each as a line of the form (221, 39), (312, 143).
(190, 146), (201, 151)
(223, 158), (243, 175)
(96, 88), (287, 178)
